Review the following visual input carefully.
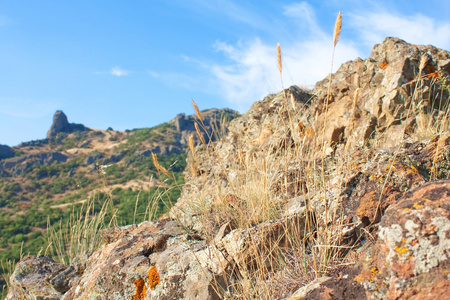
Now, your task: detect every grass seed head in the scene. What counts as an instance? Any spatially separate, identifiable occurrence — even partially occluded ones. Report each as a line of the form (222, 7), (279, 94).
(195, 122), (207, 146)
(277, 43), (282, 74)
(188, 134), (195, 155)
(333, 12), (342, 47)
(192, 99), (204, 125)
(152, 153), (171, 178)
(419, 54), (429, 74)
(290, 93), (296, 111)
(352, 88), (360, 111)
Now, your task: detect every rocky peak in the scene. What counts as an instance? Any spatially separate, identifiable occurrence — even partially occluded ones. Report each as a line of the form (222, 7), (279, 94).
(168, 108), (240, 147)
(46, 110), (88, 139)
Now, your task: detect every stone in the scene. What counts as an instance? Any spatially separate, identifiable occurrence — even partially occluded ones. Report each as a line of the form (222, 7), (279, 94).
(356, 180), (450, 299)
(83, 153), (104, 166)
(103, 153), (124, 164)
(60, 220), (221, 300)
(5, 256), (79, 300)
(46, 110), (88, 139)
(5, 38), (450, 299)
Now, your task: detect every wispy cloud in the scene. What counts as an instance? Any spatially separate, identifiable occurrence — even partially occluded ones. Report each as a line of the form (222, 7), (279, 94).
(110, 66), (130, 77)
(283, 2), (325, 39)
(349, 11), (450, 50)
(210, 38), (360, 112)
(204, 1), (449, 112)
(208, 2), (361, 112)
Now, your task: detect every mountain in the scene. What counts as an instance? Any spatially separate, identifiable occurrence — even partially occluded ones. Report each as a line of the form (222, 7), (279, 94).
(0, 107), (239, 296)
(4, 37), (450, 299)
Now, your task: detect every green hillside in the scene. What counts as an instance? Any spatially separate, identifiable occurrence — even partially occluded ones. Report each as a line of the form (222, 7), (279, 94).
(0, 108), (239, 296)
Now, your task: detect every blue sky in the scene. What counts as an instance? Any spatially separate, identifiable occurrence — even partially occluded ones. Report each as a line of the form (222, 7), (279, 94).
(1, 1), (449, 146)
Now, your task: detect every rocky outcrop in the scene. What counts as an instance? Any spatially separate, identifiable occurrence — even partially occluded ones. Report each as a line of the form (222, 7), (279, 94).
(289, 180), (450, 300)
(356, 180), (450, 299)
(5, 38), (450, 299)
(7, 220), (222, 300)
(102, 153), (124, 164)
(83, 153), (104, 166)
(0, 144), (14, 160)
(0, 152), (68, 177)
(5, 256), (79, 300)
(169, 108), (240, 146)
(46, 110), (89, 139)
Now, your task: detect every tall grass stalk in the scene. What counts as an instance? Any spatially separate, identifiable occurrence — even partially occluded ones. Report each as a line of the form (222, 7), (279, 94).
(45, 194), (115, 265)
(1, 259), (16, 298)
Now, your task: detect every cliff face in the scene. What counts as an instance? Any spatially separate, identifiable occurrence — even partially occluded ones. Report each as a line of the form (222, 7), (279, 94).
(6, 38), (450, 300)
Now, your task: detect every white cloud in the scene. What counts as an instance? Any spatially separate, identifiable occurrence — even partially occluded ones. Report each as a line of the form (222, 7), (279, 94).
(110, 66), (130, 77)
(211, 37), (360, 112)
(282, 2), (325, 39)
(349, 12), (450, 50)
(208, 2), (361, 112)
(206, 2), (450, 113)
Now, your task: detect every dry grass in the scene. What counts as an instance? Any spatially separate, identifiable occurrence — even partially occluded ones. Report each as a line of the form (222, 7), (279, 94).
(1, 258), (16, 298)
(183, 98), (351, 298)
(174, 12), (449, 299)
(45, 194), (116, 266)
(31, 12), (449, 300)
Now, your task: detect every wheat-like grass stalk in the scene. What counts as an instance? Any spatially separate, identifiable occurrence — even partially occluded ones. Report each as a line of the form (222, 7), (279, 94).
(277, 43), (282, 75)
(192, 99), (204, 126)
(352, 88), (360, 121)
(151, 153), (171, 178)
(195, 122), (207, 147)
(290, 93), (296, 111)
(321, 11), (343, 226)
(419, 54), (429, 74)
(333, 12), (342, 47)
(188, 134), (195, 155)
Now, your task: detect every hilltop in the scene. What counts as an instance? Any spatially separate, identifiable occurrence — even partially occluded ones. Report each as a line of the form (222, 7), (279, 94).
(0, 107), (239, 295)
(4, 37), (450, 299)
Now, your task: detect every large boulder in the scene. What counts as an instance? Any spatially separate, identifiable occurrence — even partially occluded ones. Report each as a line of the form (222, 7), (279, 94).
(5, 256), (79, 300)
(46, 110), (88, 139)
(356, 180), (450, 299)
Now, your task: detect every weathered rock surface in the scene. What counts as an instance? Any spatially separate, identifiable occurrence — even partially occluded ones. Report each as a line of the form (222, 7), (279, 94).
(171, 37), (449, 232)
(5, 38), (450, 299)
(167, 108), (240, 152)
(5, 256), (79, 300)
(0, 152), (68, 177)
(356, 180), (450, 299)
(46, 110), (89, 139)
